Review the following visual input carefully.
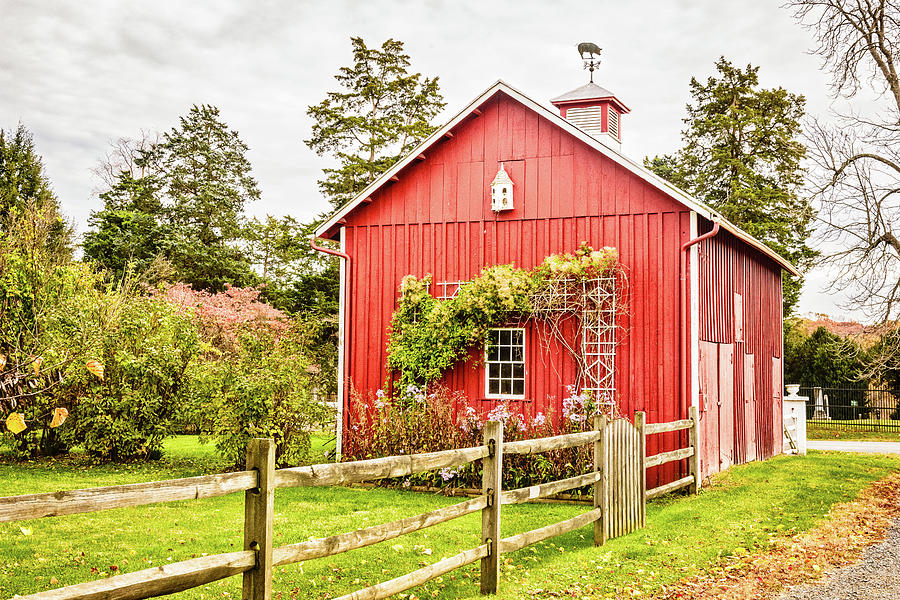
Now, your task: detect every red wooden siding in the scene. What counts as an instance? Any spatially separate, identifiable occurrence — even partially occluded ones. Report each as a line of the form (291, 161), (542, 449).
(696, 221), (784, 476)
(337, 90), (785, 487)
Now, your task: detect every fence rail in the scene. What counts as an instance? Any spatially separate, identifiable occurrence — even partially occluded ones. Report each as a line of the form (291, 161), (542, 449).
(0, 471), (257, 523)
(13, 411), (701, 600)
(642, 406), (700, 498)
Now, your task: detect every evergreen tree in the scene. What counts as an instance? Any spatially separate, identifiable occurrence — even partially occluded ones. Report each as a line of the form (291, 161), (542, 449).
(306, 37), (445, 209)
(783, 321), (868, 388)
(645, 58), (815, 314)
(84, 105), (259, 290)
(0, 123), (73, 258)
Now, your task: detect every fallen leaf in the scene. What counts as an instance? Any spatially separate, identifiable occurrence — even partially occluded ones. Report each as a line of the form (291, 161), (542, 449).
(19, 526), (32, 536)
(32, 356), (42, 375)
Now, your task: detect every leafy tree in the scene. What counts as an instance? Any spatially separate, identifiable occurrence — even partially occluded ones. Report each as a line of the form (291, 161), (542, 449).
(787, 1), (900, 362)
(645, 58), (816, 313)
(83, 105), (259, 290)
(243, 214), (310, 282)
(279, 258), (340, 396)
(0, 123), (73, 259)
(783, 320), (869, 389)
(305, 37), (445, 209)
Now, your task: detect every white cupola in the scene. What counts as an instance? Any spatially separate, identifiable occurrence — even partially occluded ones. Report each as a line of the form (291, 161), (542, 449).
(490, 163), (514, 212)
(551, 82), (630, 151)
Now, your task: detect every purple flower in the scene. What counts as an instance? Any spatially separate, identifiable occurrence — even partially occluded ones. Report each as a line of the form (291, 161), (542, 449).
(532, 412), (546, 427)
(487, 403), (512, 423)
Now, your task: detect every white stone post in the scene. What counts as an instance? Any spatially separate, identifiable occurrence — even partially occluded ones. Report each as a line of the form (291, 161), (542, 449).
(783, 384), (807, 456)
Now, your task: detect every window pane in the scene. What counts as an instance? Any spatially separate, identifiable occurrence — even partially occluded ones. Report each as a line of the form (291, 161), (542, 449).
(499, 345), (511, 361)
(513, 379), (524, 396)
(512, 344), (523, 362)
(501, 363), (512, 379)
(501, 379), (513, 395)
(511, 329), (523, 347)
(489, 363), (500, 379)
(500, 329), (510, 346)
(488, 343), (499, 362)
(489, 379), (500, 394)
(513, 364), (524, 380)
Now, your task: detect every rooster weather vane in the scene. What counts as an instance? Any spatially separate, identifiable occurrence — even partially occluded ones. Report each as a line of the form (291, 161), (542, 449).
(577, 42), (602, 83)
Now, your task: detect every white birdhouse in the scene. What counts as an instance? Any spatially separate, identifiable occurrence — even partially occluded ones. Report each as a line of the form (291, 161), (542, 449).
(491, 163), (514, 212)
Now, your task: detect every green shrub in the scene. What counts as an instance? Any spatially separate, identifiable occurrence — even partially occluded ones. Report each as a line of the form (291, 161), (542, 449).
(188, 329), (326, 468)
(76, 297), (198, 460)
(37, 290), (199, 461)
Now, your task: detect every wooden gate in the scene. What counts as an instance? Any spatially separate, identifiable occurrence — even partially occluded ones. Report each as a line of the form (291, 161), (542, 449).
(601, 417), (644, 541)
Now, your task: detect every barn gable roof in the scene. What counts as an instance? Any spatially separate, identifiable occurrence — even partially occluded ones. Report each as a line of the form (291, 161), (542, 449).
(313, 80), (800, 276)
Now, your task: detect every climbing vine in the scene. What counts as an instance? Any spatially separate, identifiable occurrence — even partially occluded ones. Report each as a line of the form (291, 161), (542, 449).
(387, 244), (625, 389)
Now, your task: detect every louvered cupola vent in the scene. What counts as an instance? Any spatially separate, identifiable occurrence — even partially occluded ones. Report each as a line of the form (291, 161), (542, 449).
(551, 81), (630, 151)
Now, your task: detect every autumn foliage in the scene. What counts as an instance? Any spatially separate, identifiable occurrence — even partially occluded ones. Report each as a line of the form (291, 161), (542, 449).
(156, 283), (289, 352)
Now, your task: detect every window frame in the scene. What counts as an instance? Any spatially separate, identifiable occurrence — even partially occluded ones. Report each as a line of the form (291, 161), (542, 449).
(484, 327), (527, 400)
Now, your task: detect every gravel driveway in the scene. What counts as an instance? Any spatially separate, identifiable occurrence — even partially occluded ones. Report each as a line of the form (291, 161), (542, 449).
(776, 519), (900, 600)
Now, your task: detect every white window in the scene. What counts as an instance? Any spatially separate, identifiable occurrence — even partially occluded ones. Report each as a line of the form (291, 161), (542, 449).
(485, 328), (526, 398)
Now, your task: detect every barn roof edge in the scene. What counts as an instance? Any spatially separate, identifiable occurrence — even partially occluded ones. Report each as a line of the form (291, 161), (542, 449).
(312, 80), (800, 277)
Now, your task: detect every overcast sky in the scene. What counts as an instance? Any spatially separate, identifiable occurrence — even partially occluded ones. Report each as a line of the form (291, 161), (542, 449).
(0, 0), (871, 319)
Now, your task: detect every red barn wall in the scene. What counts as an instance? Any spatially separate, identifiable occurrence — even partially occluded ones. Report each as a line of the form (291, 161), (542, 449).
(697, 221), (784, 478)
(339, 90), (783, 485)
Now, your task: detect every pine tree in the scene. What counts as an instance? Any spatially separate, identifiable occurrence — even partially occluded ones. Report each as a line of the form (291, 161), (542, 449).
(0, 123), (73, 258)
(645, 58), (815, 314)
(306, 37), (445, 209)
(84, 105), (259, 290)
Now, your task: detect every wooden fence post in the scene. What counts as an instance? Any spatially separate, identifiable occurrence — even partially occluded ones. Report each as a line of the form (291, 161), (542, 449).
(480, 420), (502, 595)
(634, 412), (646, 526)
(688, 407), (700, 494)
(592, 415), (606, 546)
(243, 438), (275, 600)
(599, 415), (609, 545)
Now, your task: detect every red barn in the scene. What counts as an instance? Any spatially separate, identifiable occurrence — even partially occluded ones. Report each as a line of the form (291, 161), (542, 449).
(313, 80), (798, 485)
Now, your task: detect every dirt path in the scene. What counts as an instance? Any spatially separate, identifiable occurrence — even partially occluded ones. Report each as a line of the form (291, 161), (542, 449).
(775, 519), (900, 600)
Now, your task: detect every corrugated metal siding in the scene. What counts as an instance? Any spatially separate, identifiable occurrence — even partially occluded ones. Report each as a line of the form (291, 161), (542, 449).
(697, 221), (784, 468)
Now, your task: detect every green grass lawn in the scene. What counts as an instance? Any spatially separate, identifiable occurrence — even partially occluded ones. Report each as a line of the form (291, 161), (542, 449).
(1, 438), (898, 599)
(807, 424), (900, 441)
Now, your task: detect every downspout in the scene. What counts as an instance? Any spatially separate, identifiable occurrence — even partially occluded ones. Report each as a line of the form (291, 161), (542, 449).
(680, 219), (720, 420)
(310, 236), (351, 459)
(310, 236), (350, 264)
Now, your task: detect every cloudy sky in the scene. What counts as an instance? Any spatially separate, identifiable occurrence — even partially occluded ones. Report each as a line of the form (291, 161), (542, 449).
(0, 0), (868, 318)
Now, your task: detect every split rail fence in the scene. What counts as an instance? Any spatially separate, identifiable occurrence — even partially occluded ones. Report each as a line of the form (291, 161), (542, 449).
(3, 409), (699, 600)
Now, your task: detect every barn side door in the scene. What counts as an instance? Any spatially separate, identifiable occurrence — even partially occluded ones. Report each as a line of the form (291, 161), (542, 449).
(698, 341), (720, 478)
(744, 353), (757, 462)
(718, 344), (734, 471)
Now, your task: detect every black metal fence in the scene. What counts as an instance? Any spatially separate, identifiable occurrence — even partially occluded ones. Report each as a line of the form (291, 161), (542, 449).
(798, 387), (900, 432)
